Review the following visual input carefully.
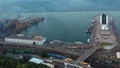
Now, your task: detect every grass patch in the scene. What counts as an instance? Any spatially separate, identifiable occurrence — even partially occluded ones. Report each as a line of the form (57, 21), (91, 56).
(99, 42), (110, 47)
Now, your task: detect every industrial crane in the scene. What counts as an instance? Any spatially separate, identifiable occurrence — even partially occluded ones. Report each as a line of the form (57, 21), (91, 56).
(19, 23), (23, 34)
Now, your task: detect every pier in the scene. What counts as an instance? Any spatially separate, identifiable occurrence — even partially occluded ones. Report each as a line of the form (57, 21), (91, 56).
(0, 13), (119, 68)
(0, 17), (44, 37)
(65, 13), (119, 68)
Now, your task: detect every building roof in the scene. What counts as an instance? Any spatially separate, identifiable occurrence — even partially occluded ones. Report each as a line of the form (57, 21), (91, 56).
(102, 13), (106, 16)
(5, 34), (44, 41)
(29, 58), (43, 64)
(101, 25), (109, 30)
(102, 14), (106, 25)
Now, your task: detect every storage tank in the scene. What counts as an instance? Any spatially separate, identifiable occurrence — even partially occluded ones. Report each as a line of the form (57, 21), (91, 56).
(103, 44), (115, 50)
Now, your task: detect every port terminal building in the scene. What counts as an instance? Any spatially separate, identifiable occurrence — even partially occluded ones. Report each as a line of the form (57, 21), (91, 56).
(95, 13), (116, 44)
(5, 34), (46, 45)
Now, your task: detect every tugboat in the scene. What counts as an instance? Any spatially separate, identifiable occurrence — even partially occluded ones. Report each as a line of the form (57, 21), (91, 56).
(86, 26), (92, 33)
(87, 39), (90, 44)
(91, 19), (94, 24)
(86, 19), (94, 33)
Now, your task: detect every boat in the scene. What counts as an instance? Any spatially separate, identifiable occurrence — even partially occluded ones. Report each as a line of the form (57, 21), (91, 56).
(49, 40), (62, 44)
(87, 39), (90, 43)
(74, 42), (83, 44)
(86, 26), (92, 33)
(91, 19), (94, 24)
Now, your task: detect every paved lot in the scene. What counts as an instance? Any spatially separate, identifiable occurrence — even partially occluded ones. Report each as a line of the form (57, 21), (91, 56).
(95, 19), (116, 44)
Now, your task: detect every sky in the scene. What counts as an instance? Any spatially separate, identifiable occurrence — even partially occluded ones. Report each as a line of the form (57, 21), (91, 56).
(0, 0), (120, 13)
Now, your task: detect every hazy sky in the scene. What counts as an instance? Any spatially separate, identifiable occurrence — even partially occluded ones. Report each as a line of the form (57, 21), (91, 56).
(0, 0), (120, 13)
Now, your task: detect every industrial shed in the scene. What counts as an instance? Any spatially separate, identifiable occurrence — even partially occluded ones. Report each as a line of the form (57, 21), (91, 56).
(5, 34), (46, 45)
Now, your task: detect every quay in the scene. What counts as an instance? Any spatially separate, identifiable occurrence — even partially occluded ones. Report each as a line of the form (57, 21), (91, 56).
(0, 16), (44, 37)
(65, 13), (119, 68)
(0, 13), (119, 68)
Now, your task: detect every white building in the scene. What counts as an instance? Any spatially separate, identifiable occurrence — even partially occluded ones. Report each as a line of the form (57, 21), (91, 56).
(116, 52), (120, 59)
(29, 58), (54, 68)
(42, 62), (54, 68)
(99, 13), (112, 36)
(29, 58), (44, 64)
(5, 34), (46, 45)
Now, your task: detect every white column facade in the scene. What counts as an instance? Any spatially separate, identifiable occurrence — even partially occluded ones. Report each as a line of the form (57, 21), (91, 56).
(100, 15), (102, 25)
(106, 15), (109, 25)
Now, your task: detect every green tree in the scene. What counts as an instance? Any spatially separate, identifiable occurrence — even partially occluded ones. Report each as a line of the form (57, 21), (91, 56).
(21, 64), (28, 68)
(40, 51), (49, 58)
(2, 49), (7, 55)
(16, 64), (22, 68)
(26, 62), (37, 68)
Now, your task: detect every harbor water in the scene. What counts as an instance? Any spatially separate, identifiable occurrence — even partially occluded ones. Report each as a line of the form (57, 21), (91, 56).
(1, 0), (120, 43)
(19, 11), (120, 43)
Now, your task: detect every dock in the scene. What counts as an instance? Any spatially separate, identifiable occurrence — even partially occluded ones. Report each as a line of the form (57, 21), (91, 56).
(0, 13), (119, 68)
(0, 17), (44, 37)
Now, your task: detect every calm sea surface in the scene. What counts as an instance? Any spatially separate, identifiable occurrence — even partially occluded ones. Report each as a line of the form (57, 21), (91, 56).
(19, 11), (120, 43)
(1, 1), (120, 43)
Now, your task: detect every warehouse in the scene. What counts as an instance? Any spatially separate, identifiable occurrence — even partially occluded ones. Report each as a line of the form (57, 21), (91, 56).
(5, 34), (46, 45)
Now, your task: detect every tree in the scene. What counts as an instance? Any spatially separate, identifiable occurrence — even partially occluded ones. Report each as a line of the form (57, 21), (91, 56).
(21, 64), (28, 68)
(26, 62), (37, 68)
(39, 64), (50, 68)
(2, 49), (7, 55)
(39, 51), (49, 58)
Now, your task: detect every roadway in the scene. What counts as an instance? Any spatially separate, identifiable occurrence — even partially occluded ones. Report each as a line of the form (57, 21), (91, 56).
(0, 41), (82, 57)
(75, 44), (98, 63)
(0, 41), (96, 68)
